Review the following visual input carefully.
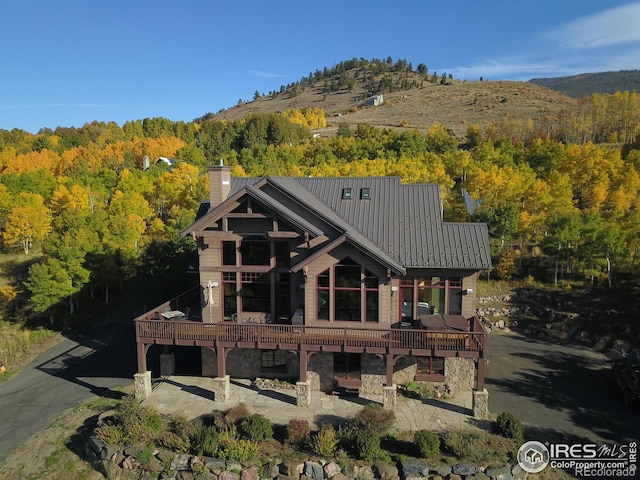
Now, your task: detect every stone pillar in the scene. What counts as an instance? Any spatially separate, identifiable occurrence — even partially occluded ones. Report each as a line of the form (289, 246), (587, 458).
(296, 381), (311, 407)
(472, 388), (489, 419)
(160, 352), (175, 377)
(212, 375), (230, 402)
(382, 385), (397, 410)
(134, 371), (152, 401)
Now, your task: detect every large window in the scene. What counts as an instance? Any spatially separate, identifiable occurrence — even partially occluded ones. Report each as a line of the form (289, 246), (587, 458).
(240, 237), (270, 265)
(220, 238), (291, 320)
(400, 276), (462, 320)
(222, 272), (237, 321)
(316, 258), (379, 323)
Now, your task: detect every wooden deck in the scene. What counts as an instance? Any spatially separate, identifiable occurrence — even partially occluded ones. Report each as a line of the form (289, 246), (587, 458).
(134, 317), (486, 358)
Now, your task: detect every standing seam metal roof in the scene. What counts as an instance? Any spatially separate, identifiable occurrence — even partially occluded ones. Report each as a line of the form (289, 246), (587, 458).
(229, 176), (491, 270)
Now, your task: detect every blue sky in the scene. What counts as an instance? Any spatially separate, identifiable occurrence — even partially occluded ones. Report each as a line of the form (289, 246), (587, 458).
(1, 0), (640, 133)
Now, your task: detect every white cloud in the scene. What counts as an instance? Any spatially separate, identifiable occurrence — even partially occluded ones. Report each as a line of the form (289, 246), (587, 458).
(448, 3), (640, 81)
(249, 70), (284, 78)
(544, 2), (640, 49)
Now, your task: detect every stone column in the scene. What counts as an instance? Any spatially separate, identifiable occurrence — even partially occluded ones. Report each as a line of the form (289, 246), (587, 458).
(159, 352), (175, 377)
(382, 385), (397, 410)
(296, 381), (311, 407)
(212, 375), (231, 402)
(134, 371), (152, 401)
(472, 388), (489, 419)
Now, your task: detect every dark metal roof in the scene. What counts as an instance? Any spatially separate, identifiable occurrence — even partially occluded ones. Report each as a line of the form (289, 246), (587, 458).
(225, 176), (491, 270)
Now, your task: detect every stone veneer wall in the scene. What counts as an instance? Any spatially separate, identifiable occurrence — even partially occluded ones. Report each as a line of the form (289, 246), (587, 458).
(200, 348), (474, 395)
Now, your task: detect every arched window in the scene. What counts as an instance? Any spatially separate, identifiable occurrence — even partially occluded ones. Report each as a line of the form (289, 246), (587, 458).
(316, 257), (379, 323)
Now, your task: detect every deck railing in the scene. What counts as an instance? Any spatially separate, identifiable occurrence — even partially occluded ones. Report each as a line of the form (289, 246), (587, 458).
(135, 319), (486, 355)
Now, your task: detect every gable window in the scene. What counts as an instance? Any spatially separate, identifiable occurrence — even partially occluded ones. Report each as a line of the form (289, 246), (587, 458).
(222, 241), (236, 266)
(316, 258), (379, 323)
(240, 237), (270, 265)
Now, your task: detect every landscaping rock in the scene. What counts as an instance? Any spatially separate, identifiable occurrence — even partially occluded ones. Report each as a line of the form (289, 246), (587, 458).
(171, 454), (193, 471)
(485, 465), (510, 477)
(373, 461), (399, 480)
(357, 465), (375, 480)
(242, 466), (260, 480)
(101, 444), (121, 461)
(429, 464), (452, 476)
(280, 462), (304, 476)
(452, 463), (476, 476)
(203, 457), (226, 473)
(219, 471), (240, 480)
(304, 461), (323, 480)
(342, 464), (359, 478)
(400, 457), (429, 477)
(323, 461), (341, 478)
(87, 435), (106, 456)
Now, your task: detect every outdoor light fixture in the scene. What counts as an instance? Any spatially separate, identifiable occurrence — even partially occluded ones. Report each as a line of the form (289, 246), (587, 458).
(391, 286), (398, 295)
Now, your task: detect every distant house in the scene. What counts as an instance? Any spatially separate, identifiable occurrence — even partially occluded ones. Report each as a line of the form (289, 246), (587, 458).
(155, 157), (175, 167)
(133, 166), (492, 415)
(364, 94), (384, 106)
(142, 156), (176, 171)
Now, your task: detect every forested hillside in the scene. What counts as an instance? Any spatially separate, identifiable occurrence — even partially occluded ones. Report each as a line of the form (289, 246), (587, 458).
(2, 57), (640, 332)
(529, 70), (640, 98)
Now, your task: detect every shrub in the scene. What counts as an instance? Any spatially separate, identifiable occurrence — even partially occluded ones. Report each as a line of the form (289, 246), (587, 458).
(350, 403), (395, 435)
(354, 429), (381, 461)
(240, 414), (273, 442)
(443, 429), (514, 464)
(94, 423), (124, 445)
(414, 430), (440, 459)
(115, 396), (167, 445)
(221, 403), (251, 427)
(215, 427), (259, 461)
(193, 426), (218, 457)
(310, 424), (337, 457)
(158, 431), (191, 453)
(286, 419), (311, 446)
(493, 412), (524, 442)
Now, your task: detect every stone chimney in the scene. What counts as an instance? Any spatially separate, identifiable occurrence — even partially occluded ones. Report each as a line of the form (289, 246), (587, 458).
(209, 159), (231, 207)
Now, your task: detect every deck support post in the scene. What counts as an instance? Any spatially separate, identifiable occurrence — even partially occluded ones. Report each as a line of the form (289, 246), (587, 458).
(136, 342), (148, 373)
(472, 388), (489, 419)
(212, 375), (231, 402)
(382, 385), (397, 410)
(385, 353), (395, 386)
(216, 346), (227, 378)
(134, 371), (152, 401)
(296, 381), (311, 407)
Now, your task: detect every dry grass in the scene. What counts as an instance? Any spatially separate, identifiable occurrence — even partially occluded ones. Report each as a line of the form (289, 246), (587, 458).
(212, 72), (576, 140)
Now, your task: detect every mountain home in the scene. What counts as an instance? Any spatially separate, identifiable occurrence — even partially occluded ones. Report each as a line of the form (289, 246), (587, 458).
(134, 164), (492, 414)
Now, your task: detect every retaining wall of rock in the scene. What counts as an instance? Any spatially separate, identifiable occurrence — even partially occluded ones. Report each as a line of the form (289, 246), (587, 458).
(86, 436), (524, 480)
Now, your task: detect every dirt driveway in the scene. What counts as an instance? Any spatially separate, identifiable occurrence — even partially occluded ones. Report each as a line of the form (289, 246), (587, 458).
(485, 331), (639, 444)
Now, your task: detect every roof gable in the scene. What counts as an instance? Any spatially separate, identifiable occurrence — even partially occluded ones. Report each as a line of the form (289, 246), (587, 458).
(190, 175), (491, 271)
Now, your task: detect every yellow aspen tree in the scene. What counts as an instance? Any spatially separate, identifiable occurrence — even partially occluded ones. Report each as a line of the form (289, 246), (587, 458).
(2, 193), (52, 254)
